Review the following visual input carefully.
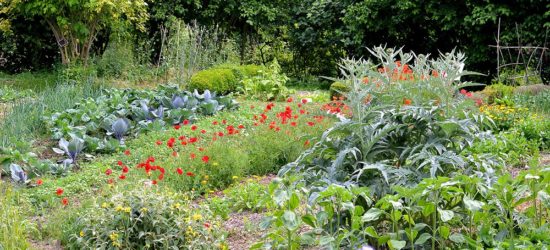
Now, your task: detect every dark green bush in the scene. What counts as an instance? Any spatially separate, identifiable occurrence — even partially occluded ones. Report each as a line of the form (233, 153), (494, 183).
(329, 81), (349, 99)
(188, 68), (239, 93)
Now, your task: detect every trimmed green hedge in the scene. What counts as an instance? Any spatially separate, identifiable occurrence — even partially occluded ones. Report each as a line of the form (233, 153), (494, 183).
(188, 64), (265, 93)
(188, 68), (238, 93)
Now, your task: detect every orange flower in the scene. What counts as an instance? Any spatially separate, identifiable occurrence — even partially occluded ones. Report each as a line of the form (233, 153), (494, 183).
(403, 98), (412, 105)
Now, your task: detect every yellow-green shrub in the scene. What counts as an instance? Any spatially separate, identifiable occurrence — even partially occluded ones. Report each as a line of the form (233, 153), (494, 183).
(329, 81), (349, 99)
(188, 64), (265, 94)
(481, 83), (515, 103)
(188, 68), (238, 93)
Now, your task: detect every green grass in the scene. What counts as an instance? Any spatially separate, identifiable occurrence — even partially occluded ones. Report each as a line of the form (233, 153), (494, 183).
(0, 71), (59, 92)
(0, 183), (34, 250)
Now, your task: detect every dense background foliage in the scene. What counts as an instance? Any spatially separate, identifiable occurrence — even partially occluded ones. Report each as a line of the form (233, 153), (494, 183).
(1, 0), (549, 81)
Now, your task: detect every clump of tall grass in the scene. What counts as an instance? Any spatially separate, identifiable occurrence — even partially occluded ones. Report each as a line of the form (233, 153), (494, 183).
(0, 182), (33, 249)
(0, 80), (103, 150)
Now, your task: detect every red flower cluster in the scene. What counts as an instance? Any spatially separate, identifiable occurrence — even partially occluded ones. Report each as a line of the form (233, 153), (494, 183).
(92, 97), (325, 190)
(322, 97), (352, 117)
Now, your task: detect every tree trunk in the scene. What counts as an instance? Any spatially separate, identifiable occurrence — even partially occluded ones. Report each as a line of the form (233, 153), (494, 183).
(46, 19), (69, 65)
(240, 24), (246, 65)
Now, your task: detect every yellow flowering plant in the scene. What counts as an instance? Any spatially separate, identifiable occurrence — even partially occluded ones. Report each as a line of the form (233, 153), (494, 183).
(479, 104), (528, 130)
(67, 188), (225, 249)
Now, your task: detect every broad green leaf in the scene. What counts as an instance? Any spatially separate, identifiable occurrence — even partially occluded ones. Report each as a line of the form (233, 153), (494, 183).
(439, 209), (454, 222)
(362, 208), (384, 222)
(415, 233), (431, 245)
(463, 196), (484, 212)
(301, 215), (316, 227)
(282, 211), (299, 230)
(449, 233), (466, 243)
(439, 225), (450, 239)
(289, 193), (300, 210)
(388, 240), (406, 250)
(365, 226), (378, 238)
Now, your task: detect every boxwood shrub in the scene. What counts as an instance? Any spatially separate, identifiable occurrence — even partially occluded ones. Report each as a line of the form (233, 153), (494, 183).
(188, 64), (265, 93)
(188, 68), (238, 93)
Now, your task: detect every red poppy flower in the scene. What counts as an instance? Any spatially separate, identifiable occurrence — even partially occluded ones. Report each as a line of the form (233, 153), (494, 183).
(122, 166), (129, 173)
(191, 125), (197, 131)
(460, 89), (467, 95)
(297, 104), (302, 108)
(119, 174), (126, 180)
(156, 140), (162, 146)
(148, 156), (155, 162)
(198, 147), (204, 152)
(300, 110), (305, 114)
(475, 99), (483, 106)
(186, 172), (195, 177)
(190, 153), (196, 159)
(172, 151), (178, 157)
(158, 173), (165, 180)
(204, 222), (211, 228)
(124, 150), (130, 156)
(183, 119), (190, 125)
(238, 124), (244, 129)
(286, 97), (293, 103)
(105, 169), (112, 175)
(189, 137), (198, 143)
(152, 180), (158, 185)
(222, 120), (227, 124)
(56, 188), (64, 196)
(159, 167), (165, 174)
(177, 168), (183, 175)
(62, 198), (69, 206)
(108, 178), (114, 184)
(304, 140), (310, 147)
(36, 179), (43, 186)
(174, 124), (181, 130)
(290, 122), (297, 127)
(301, 99), (308, 104)
(403, 98), (412, 105)
(212, 121), (218, 125)
(307, 121), (315, 126)
(117, 161), (123, 166)
(202, 155), (210, 163)
(218, 132), (224, 137)
(201, 129), (206, 134)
